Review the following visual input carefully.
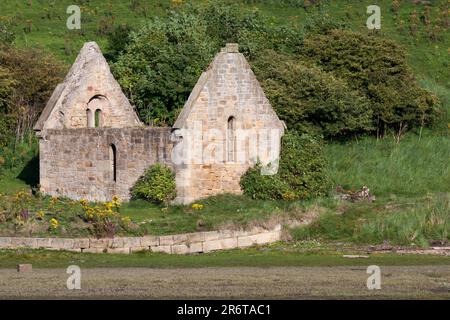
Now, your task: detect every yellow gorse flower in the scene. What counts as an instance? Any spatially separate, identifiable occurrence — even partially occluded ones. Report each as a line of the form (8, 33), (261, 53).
(111, 196), (122, 208)
(121, 216), (131, 225)
(50, 196), (58, 205)
(36, 211), (45, 219)
(49, 218), (59, 229)
(14, 191), (31, 202)
(191, 203), (204, 210)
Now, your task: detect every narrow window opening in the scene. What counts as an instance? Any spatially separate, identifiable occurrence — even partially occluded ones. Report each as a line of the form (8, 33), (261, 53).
(110, 144), (117, 182)
(95, 109), (102, 127)
(227, 116), (236, 162)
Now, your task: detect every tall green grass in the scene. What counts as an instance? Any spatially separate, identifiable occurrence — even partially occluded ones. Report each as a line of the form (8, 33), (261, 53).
(358, 196), (449, 246)
(325, 134), (450, 197)
(292, 195), (450, 247)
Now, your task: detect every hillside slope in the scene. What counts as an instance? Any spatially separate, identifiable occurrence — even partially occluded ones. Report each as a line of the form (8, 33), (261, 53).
(1, 1), (448, 88)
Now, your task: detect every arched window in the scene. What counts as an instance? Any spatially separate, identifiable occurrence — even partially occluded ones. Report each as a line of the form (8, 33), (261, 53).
(86, 109), (93, 127)
(110, 144), (117, 182)
(88, 95), (109, 127)
(227, 116), (236, 162)
(95, 109), (102, 127)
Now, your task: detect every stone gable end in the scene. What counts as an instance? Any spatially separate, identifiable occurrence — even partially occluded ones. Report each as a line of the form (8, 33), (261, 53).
(34, 42), (141, 131)
(172, 44), (285, 204)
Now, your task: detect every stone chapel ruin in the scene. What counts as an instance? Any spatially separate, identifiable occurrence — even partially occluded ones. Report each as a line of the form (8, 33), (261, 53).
(34, 42), (285, 204)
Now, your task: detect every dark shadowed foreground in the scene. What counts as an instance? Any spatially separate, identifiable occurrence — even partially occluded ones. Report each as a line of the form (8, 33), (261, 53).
(0, 266), (449, 299)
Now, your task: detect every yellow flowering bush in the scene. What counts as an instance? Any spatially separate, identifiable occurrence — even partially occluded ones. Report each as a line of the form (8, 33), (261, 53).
(282, 191), (296, 201)
(112, 195), (122, 208)
(49, 218), (59, 229)
(191, 203), (204, 210)
(14, 191), (31, 202)
(79, 197), (131, 238)
(36, 211), (45, 220)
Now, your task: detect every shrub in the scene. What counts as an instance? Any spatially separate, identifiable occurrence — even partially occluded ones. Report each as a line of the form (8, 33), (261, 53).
(252, 50), (373, 138)
(0, 45), (64, 141)
(80, 197), (128, 238)
(112, 13), (219, 125)
(131, 164), (177, 204)
(278, 132), (330, 199)
(0, 23), (15, 46)
(240, 163), (291, 200)
(300, 29), (440, 136)
(105, 24), (134, 62)
(240, 132), (330, 200)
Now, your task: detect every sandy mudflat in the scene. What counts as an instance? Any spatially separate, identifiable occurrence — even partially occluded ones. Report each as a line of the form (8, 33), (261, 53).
(0, 266), (449, 299)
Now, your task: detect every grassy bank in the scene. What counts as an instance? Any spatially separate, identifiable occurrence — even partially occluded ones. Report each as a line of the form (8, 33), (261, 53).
(325, 134), (450, 198)
(291, 194), (449, 246)
(290, 134), (450, 246)
(1, 133), (449, 246)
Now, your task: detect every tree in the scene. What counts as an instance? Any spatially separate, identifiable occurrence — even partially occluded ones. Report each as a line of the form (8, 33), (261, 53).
(300, 29), (440, 136)
(112, 13), (219, 125)
(0, 46), (65, 142)
(252, 50), (373, 138)
(112, 1), (302, 125)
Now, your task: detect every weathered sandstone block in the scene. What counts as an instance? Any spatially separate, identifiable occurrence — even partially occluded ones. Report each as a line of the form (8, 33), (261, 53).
(150, 245), (172, 254)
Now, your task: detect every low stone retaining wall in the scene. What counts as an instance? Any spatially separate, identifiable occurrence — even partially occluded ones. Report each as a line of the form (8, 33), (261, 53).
(0, 225), (282, 255)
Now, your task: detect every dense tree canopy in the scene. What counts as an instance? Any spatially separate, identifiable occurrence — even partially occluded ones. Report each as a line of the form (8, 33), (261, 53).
(111, 2), (291, 125)
(300, 29), (440, 136)
(112, 13), (219, 125)
(111, 1), (440, 138)
(0, 46), (64, 145)
(252, 50), (373, 138)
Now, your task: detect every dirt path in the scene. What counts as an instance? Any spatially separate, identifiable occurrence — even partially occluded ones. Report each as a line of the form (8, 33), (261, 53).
(0, 266), (449, 299)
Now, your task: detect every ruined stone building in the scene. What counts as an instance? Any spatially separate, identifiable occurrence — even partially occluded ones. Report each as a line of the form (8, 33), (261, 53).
(34, 42), (285, 204)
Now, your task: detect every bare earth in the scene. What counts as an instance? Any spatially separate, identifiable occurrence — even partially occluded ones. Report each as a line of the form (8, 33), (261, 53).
(0, 266), (449, 299)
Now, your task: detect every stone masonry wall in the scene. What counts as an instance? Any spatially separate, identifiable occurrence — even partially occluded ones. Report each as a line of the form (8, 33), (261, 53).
(172, 44), (284, 204)
(0, 225), (282, 255)
(38, 127), (174, 202)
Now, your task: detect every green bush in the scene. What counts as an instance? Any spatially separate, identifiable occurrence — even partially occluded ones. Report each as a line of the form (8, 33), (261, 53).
(112, 12), (219, 125)
(131, 164), (177, 204)
(105, 24), (134, 62)
(239, 163), (291, 200)
(278, 132), (330, 199)
(0, 23), (14, 46)
(300, 29), (441, 136)
(252, 50), (373, 138)
(240, 132), (330, 200)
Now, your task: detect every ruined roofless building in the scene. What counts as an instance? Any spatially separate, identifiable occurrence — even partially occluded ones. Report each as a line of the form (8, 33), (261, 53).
(34, 42), (285, 204)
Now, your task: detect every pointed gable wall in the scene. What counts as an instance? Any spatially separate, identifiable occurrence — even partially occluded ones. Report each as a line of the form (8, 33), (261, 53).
(34, 42), (141, 131)
(174, 43), (284, 133)
(172, 44), (285, 204)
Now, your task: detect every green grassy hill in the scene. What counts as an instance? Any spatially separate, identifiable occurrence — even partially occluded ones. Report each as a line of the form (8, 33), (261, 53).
(1, 1), (448, 87)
